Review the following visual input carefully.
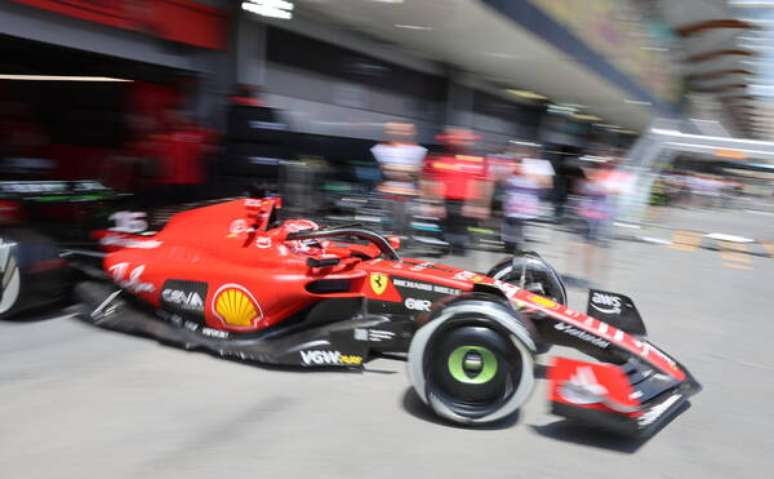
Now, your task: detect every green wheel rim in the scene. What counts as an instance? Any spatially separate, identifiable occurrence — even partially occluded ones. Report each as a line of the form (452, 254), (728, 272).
(447, 346), (498, 384)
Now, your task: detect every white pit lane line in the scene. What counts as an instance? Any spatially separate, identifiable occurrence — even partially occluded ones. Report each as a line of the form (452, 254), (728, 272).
(705, 233), (755, 243)
(640, 236), (673, 245)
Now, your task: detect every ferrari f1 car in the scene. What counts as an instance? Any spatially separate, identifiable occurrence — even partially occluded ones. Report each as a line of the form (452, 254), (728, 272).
(7, 195), (700, 436)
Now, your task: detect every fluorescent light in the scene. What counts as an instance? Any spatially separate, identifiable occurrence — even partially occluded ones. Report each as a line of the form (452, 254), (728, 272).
(739, 18), (774, 25)
(651, 128), (681, 135)
(730, 0), (774, 7)
(506, 89), (547, 100)
(394, 24), (432, 31)
(509, 140), (541, 147)
(625, 99), (652, 106)
(484, 52), (517, 59)
(573, 113), (602, 122)
(242, 0), (293, 20)
(547, 104), (578, 114)
(738, 35), (767, 42)
(0, 75), (132, 82)
(739, 43), (774, 50)
(667, 142), (774, 156)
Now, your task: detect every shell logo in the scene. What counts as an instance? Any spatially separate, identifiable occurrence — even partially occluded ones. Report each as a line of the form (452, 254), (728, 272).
(212, 284), (263, 328)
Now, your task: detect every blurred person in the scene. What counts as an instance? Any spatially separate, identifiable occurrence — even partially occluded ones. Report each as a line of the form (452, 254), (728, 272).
(499, 144), (554, 254)
(142, 105), (218, 208)
(501, 160), (541, 254)
(550, 149), (586, 222)
(370, 122), (427, 239)
(574, 159), (617, 287)
(422, 127), (491, 255)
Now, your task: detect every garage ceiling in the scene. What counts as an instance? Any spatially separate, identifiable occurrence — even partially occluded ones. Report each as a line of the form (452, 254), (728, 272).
(293, 0), (660, 131)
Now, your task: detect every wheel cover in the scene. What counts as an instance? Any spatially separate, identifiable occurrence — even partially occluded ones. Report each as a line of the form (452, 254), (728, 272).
(407, 301), (536, 425)
(447, 345), (498, 385)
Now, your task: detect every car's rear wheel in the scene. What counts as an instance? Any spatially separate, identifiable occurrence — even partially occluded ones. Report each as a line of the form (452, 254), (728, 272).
(408, 295), (536, 425)
(0, 239), (22, 320)
(0, 231), (69, 320)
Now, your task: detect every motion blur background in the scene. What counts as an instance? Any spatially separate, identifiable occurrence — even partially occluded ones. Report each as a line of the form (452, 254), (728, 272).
(1, 1), (773, 478)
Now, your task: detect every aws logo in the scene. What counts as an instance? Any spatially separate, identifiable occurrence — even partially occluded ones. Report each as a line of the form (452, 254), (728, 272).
(369, 273), (389, 296)
(212, 284), (263, 328)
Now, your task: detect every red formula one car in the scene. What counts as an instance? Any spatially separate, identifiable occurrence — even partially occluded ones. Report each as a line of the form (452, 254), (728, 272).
(65, 196), (699, 436)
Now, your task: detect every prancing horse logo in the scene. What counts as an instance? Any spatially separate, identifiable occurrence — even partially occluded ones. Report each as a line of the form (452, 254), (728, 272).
(369, 273), (388, 296)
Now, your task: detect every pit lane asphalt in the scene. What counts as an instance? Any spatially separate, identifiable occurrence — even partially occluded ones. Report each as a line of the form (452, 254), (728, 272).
(1, 217), (772, 479)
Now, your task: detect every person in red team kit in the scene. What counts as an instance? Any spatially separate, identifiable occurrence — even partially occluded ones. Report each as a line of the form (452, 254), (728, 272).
(145, 106), (218, 206)
(423, 127), (491, 255)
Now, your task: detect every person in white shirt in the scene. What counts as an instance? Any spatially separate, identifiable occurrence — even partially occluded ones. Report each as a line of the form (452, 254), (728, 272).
(370, 122), (427, 238)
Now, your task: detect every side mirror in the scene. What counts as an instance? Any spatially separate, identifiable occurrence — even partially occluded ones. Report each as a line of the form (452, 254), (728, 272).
(306, 257), (340, 268)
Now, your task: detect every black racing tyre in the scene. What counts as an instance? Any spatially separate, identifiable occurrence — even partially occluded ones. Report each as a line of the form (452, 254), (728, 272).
(0, 230), (69, 320)
(408, 294), (537, 425)
(0, 238), (22, 320)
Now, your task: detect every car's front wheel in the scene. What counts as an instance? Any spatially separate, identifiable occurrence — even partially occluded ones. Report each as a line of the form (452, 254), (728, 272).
(407, 295), (537, 425)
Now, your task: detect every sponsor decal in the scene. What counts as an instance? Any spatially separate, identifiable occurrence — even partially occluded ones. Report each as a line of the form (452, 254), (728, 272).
(201, 327), (229, 339)
(283, 219), (318, 233)
(160, 280), (208, 316)
(453, 270), (484, 283)
(530, 294), (559, 310)
(99, 234), (162, 249)
(393, 278), (432, 292)
(393, 278), (460, 295)
(369, 272), (389, 296)
(590, 292), (623, 315)
(354, 328), (395, 342)
(212, 284), (263, 327)
(492, 279), (519, 298)
(300, 350), (363, 366)
(228, 219), (250, 237)
(638, 394), (682, 427)
(554, 322), (610, 349)
(109, 263), (155, 294)
(108, 211), (148, 233)
(632, 339), (678, 369)
(560, 366), (609, 405)
(255, 236), (272, 248)
(434, 285), (461, 295)
(409, 261), (434, 272)
(563, 307), (581, 318)
(404, 297), (432, 312)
